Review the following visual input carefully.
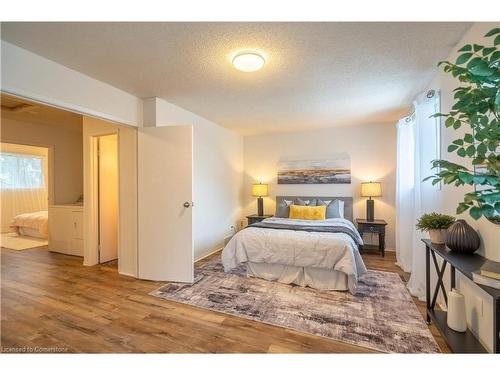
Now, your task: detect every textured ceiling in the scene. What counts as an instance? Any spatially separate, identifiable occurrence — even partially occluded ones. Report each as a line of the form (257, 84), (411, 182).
(1, 22), (471, 135)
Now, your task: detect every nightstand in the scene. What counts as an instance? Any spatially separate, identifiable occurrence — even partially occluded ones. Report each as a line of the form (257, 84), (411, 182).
(355, 219), (388, 257)
(246, 214), (273, 226)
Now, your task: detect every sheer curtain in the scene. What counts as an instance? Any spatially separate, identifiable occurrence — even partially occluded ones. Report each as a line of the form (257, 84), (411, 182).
(0, 151), (48, 233)
(395, 90), (440, 298)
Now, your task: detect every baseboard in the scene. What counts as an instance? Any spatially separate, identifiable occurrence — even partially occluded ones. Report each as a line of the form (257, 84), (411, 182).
(195, 247), (223, 263)
(118, 271), (137, 278)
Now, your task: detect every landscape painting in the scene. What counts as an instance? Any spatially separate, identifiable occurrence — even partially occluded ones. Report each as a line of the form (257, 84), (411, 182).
(277, 155), (351, 184)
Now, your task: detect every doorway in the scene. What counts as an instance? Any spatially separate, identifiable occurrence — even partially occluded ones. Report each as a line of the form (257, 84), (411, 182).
(94, 134), (118, 263)
(0, 142), (51, 250)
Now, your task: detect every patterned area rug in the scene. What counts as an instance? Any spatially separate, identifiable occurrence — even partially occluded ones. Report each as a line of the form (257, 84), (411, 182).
(150, 258), (439, 353)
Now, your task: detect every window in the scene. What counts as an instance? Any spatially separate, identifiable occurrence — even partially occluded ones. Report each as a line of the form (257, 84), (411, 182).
(0, 152), (45, 190)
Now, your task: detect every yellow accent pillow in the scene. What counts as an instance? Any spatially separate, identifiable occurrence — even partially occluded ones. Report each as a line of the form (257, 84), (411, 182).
(289, 204), (327, 220)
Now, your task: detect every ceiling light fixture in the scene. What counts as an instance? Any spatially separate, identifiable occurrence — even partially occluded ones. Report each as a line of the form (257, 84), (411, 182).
(232, 52), (265, 72)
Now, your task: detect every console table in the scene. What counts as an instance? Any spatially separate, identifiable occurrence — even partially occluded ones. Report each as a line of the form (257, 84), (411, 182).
(423, 239), (500, 353)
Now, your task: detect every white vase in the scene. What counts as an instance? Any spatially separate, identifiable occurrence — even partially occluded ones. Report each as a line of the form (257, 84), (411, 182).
(428, 229), (446, 244)
(447, 288), (467, 332)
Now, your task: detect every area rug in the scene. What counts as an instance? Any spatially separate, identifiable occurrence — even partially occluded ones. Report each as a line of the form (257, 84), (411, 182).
(0, 233), (48, 250)
(150, 258), (440, 353)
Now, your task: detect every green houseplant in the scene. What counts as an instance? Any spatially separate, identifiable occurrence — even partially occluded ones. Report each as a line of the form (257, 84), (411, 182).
(416, 212), (456, 244)
(424, 27), (500, 223)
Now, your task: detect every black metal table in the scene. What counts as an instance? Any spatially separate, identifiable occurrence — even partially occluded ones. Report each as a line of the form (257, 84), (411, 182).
(423, 239), (500, 353)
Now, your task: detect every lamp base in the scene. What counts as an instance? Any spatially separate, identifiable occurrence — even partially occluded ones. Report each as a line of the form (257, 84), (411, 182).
(257, 197), (264, 216)
(366, 199), (374, 222)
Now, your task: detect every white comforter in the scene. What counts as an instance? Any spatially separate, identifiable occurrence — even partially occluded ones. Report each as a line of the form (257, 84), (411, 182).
(10, 210), (49, 238)
(222, 217), (367, 293)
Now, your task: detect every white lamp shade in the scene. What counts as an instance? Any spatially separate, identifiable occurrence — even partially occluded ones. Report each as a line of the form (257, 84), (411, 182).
(361, 182), (382, 198)
(252, 183), (268, 197)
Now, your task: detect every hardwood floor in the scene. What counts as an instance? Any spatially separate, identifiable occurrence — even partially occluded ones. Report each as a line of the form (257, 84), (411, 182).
(0, 246), (450, 353)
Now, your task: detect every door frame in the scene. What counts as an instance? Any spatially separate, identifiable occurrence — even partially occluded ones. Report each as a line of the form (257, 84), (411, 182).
(90, 133), (119, 264)
(2, 93), (138, 277)
(87, 131), (119, 266)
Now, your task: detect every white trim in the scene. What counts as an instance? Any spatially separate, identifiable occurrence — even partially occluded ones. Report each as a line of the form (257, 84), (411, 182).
(194, 247), (223, 263)
(1, 41), (143, 128)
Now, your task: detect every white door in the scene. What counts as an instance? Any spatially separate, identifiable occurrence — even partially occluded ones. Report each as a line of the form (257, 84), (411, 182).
(98, 134), (118, 263)
(137, 125), (193, 282)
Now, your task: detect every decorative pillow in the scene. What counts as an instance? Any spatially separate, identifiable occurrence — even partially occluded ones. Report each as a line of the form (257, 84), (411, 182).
(275, 199), (294, 218)
(289, 204), (327, 220)
(294, 198), (317, 206)
(316, 199), (344, 219)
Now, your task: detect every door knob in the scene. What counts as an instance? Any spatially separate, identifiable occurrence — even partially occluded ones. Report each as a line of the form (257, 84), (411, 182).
(183, 202), (191, 208)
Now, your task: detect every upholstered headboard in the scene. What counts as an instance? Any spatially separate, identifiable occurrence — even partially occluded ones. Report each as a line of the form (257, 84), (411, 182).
(275, 196), (353, 222)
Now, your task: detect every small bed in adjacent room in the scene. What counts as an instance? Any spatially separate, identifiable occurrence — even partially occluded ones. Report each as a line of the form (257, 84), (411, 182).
(222, 196), (367, 294)
(9, 210), (49, 239)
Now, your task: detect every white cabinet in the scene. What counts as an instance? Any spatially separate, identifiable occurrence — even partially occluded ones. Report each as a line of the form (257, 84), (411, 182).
(49, 205), (84, 256)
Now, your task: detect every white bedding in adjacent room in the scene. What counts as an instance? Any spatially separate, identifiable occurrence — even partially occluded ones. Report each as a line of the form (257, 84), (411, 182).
(222, 217), (367, 293)
(9, 210), (49, 239)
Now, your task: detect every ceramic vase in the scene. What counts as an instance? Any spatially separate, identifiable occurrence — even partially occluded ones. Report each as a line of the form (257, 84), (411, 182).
(447, 288), (467, 332)
(445, 219), (480, 254)
(428, 229), (446, 244)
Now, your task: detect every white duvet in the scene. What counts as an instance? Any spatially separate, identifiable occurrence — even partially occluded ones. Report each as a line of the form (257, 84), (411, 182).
(222, 217), (367, 293)
(10, 210), (49, 238)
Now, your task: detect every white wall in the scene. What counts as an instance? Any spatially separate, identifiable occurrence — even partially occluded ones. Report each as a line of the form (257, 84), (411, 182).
(145, 98), (244, 260)
(1, 117), (83, 205)
(193, 117), (244, 259)
(427, 22), (499, 352)
(1, 41), (143, 127)
(2, 39), (244, 267)
(243, 123), (397, 249)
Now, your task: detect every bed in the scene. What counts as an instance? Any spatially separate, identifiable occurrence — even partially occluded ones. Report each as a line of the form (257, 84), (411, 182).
(9, 210), (49, 239)
(222, 196), (367, 294)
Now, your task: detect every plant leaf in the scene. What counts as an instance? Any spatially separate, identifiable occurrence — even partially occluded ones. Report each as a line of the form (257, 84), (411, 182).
(456, 203), (469, 214)
(485, 28), (500, 37)
(470, 61), (494, 76)
(470, 207), (482, 220)
(456, 53), (473, 65)
(482, 47), (495, 56)
(491, 50), (500, 63)
(458, 44), (472, 52)
(481, 205), (495, 218)
(463, 133), (474, 143)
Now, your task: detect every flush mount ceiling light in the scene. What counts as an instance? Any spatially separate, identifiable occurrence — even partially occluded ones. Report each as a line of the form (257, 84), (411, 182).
(232, 52), (266, 72)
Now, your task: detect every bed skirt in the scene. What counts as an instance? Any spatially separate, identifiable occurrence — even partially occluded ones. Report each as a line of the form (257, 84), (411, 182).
(18, 226), (47, 239)
(246, 262), (348, 291)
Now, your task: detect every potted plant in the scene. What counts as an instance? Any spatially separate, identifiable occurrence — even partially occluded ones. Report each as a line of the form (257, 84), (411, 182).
(424, 27), (499, 223)
(416, 213), (456, 244)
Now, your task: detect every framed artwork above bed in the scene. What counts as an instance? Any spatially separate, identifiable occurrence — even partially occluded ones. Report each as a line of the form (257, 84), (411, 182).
(277, 154), (351, 184)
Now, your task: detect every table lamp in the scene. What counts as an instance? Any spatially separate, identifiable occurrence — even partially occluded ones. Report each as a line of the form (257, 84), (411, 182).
(252, 183), (268, 216)
(361, 182), (382, 222)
